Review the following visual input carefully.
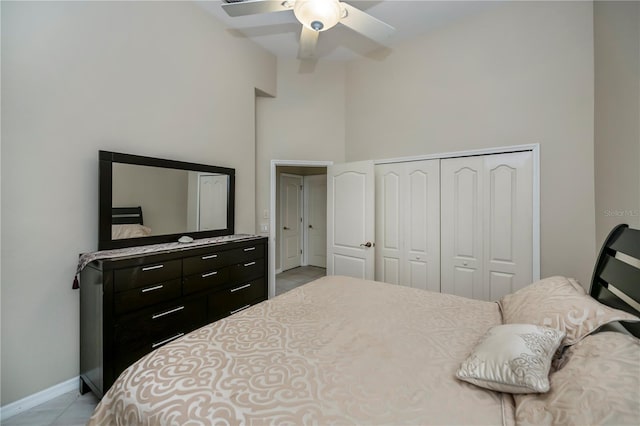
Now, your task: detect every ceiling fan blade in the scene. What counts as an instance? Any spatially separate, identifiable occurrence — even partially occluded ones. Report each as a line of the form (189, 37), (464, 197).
(221, 0), (292, 17)
(340, 2), (395, 46)
(298, 26), (319, 59)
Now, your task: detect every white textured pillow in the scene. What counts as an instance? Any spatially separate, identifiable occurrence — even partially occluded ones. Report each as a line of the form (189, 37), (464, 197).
(498, 276), (640, 346)
(456, 324), (565, 394)
(515, 332), (640, 425)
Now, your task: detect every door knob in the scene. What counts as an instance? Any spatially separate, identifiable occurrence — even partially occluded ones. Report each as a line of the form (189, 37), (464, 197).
(308, 225), (313, 229)
(283, 226), (289, 230)
(360, 242), (373, 248)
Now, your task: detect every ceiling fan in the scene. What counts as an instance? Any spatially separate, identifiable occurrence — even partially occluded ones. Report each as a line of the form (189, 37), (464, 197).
(221, 0), (395, 59)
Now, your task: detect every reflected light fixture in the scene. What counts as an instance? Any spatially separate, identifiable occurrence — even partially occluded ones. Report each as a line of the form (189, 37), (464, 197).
(290, 0), (343, 32)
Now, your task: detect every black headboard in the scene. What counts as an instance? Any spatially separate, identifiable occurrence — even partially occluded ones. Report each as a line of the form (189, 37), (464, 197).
(590, 224), (640, 337)
(112, 207), (144, 225)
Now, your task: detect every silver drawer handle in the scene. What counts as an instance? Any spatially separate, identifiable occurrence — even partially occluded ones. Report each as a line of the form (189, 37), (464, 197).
(243, 247), (256, 252)
(230, 283), (251, 293)
(202, 271), (218, 278)
(142, 264), (164, 272)
(141, 284), (164, 293)
(230, 305), (251, 315)
(243, 261), (256, 267)
(152, 332), (184, 348)
(201, 254), (218, 260)
(152, 306), (184, 319)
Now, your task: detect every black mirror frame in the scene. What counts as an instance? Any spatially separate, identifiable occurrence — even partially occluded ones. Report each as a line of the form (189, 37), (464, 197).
(98, 150), (235, 251)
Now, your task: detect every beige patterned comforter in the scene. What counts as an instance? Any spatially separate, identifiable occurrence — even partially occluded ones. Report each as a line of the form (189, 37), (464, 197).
(89, 276), (513, 425)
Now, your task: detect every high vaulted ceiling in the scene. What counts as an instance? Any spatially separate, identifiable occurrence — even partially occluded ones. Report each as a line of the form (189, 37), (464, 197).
(197, 1), (499, 61)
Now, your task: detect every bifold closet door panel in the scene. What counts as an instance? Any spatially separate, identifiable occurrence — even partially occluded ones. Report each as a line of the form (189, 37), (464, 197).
(375, 164), (402, 285)
(375, 160), (440, 291)
(440, 156), (484, 300)
(404, 160), (440, 292)
(441, 152), (533, 301)
(483, 152), (533, 300)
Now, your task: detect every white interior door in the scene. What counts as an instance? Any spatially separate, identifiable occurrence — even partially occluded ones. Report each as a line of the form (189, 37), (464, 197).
(375, 164), (402, 285)
(441, 156), (484, 299)
(483, 151), (533, 300)
(404, 160), (440, 292)
(441, 152), (533, 301)
(304, 175), (327, 268)
(375, 160), (440, 291)
(198, 174), (228, 231)
(327, 161), (375, 279)
(280, 174), (303, 271)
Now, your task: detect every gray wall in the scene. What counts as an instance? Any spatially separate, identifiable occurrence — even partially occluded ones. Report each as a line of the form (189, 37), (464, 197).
(594, 1), (640, 246)
(255, 59), (347, 235)
(1, 0), (275, 405)
(344, 1), (597, 287)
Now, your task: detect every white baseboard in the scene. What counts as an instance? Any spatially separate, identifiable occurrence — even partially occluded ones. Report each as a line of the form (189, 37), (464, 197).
(0, 376), (79, 421)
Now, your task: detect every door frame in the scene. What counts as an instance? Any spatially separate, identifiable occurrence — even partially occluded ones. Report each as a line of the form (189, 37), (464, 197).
(269, 160), (334, 298)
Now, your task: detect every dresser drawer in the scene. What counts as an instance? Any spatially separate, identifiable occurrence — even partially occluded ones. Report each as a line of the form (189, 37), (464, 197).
(114, 260), (181, 292)
(113, 297), (207, 376)
(230, 258), (265, 283)
(114, 328), (190, 376)
(183, 249), (231, 276)
(183, 267), (230, 295)
(114, 278), (182, 315)
(208, 278), (266, 320)
(228, 244), (265, 264)
(115, 297), (207, 348)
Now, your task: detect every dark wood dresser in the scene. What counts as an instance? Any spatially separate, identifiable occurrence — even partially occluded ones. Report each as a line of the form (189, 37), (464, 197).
(79, 236), (267, 398)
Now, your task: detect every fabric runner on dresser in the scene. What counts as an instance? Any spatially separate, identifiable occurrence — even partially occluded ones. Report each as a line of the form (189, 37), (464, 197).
(72, 234), (258, 289)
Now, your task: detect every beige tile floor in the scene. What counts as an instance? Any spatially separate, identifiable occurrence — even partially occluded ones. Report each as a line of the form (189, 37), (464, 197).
(275, 266), (326, 295)
(4, 267), (325, 425)
(1, 390), (98, 426)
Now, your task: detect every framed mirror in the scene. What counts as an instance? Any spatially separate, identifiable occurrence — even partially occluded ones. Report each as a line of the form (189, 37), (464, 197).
(99, 151), (235, 250)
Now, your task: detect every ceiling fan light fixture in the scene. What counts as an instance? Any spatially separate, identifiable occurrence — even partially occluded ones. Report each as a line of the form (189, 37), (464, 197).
(294, 0), (342, 32)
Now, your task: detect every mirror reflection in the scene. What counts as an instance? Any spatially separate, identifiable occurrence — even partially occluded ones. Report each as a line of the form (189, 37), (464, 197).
(112, 163), (229, 240)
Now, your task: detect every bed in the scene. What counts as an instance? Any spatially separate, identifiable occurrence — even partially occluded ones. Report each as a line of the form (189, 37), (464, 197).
(88, 225), (640, 425)
(111, 206), (152, 239)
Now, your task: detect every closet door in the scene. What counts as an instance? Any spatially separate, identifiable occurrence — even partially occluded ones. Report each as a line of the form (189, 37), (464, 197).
(483, 152), (533, 300)
(404, 160), (440, 292)
(375, 164), (403, 285)
(441, 152), (533, 301)
(441, 157), (484, 299)
(375, 160), (440, 291)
